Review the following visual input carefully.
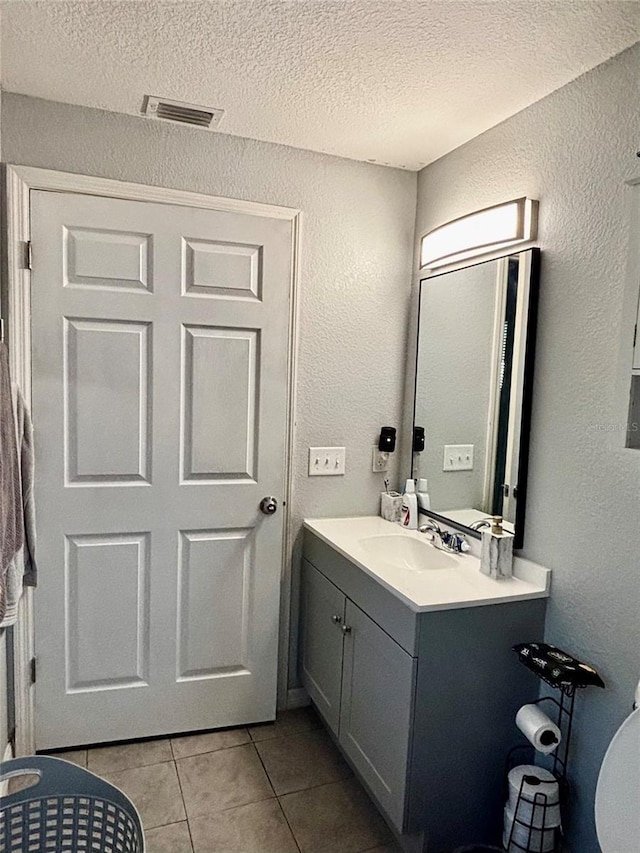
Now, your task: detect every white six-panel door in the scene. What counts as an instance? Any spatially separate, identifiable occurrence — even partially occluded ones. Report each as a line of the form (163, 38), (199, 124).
(30, 190), (292, 749)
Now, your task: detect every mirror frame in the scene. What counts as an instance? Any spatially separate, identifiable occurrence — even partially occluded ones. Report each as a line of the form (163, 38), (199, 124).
(411, 247), (540, 549)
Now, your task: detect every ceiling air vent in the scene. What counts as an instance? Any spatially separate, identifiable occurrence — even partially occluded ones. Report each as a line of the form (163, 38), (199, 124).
(143, 96), (224, 129)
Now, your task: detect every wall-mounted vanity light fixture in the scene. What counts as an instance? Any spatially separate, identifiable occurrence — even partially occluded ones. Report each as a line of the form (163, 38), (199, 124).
(420, 197), (538, 270)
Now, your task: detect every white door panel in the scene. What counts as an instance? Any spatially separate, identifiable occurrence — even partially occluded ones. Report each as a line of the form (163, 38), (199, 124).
(65, 317), (151, 484)
(65, 532), (150, 693)
(31, 190), (292, 749)
(182, 325), (259, 481)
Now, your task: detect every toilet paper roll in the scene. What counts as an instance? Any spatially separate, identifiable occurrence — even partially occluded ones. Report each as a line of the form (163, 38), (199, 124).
(516, 704), (562, 754)
(507, 765), (561, 826)
(504, 803), (557, 853)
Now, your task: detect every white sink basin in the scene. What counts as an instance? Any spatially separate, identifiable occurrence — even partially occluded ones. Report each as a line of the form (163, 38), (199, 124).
(304, 516), (551, 612)
(304, 516), (551, 611)
(358, 534), (458, 571)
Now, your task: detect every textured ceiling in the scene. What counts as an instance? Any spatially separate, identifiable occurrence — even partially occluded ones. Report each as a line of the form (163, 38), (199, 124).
(1, 1), (638, 170)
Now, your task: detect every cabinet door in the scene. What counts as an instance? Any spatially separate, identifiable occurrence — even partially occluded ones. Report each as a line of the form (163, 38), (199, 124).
(300, 560), (345, 733)
(339, 600), (416, 830)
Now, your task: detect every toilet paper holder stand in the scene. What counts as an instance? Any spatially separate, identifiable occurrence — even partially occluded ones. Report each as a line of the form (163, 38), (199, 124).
(503, 681), (578, 851)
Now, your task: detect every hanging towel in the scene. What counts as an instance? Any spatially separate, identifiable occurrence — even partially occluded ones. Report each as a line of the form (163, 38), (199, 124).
(0, 547), (25, 627)
(15, 384), (37, 588)
(0, 383), (37, 627)
(0, 341), (24, 624)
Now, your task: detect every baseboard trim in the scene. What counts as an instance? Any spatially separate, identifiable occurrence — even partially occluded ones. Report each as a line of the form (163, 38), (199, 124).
(286, 687), (310, 709)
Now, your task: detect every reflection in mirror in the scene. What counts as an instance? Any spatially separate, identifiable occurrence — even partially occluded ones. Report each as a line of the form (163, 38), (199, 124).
(412, 249), (539, 548)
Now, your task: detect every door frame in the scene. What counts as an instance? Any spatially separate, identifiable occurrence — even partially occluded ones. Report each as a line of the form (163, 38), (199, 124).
(3, 164), (302, 755)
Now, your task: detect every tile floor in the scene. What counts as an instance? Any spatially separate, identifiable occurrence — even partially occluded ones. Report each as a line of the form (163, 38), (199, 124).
(50, 707), (402, 853)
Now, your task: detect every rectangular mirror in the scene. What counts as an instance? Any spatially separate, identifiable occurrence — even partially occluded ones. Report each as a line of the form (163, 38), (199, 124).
(412, 248), (540, 548)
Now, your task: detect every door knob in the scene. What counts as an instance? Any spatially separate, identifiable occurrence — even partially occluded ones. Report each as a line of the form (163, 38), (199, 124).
(259, 496), (278, 515)
(341, 624), (352, 635)
(331, 614), (342, 624)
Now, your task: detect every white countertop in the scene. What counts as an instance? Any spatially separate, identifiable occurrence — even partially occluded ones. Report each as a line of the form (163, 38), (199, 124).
(303, 516), (551, 613)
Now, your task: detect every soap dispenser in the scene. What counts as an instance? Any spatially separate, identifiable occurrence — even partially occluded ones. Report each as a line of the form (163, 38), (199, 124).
(400, 479), (418, 530)
(480, 516), (513, 579)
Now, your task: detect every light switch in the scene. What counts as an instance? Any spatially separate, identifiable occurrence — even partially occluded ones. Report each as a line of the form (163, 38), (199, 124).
(309, 447), (346, 476)
(443, 444), (474, 471)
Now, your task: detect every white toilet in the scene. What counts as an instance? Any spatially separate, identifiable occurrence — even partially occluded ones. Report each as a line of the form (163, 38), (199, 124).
(594, 683), (640, 852)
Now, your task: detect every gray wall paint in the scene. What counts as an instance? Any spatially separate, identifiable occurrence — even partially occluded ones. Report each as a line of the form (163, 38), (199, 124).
(0, 92), (417, 696)
(415, 260), (496, 511)
(413, 45), (640, 852)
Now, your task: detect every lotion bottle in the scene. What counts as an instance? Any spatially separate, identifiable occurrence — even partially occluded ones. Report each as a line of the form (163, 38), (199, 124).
(400, 479), (418, 530)
(416, 478), (430, 511)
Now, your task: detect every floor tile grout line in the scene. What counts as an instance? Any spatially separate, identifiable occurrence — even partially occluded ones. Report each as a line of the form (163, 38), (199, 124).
(144, 817), (191, 833)
(99, 737), (255, 775)
(251, 739), (302, 852)
(250, 739), (279, 800)
(272, 768), (355, 799)
(249, 724), (322, 744)
(274, 776), (392, 853)
(171, 732), (253, 762)
(254, 727), (355, 798)
(173, 758), (196, 853)
(274, 796), (303, 853)
(277, 775), (359, 801)
(95, 757), (176, 778)
(190, 791), (278, 820)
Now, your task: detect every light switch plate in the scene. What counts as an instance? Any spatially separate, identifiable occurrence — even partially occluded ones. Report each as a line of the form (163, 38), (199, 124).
(443, 444), (474, 471)
(309, 447), (346, 476)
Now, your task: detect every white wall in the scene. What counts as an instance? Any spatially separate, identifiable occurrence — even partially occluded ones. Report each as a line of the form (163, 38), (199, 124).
(0, 92), (417, 698)
(414, 45), (640, 852)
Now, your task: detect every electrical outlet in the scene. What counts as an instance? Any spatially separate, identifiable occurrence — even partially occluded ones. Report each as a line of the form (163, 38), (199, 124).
(372, 446), (389, 473)
(443, 444), (474, 471)
(309, 447), (346, 476)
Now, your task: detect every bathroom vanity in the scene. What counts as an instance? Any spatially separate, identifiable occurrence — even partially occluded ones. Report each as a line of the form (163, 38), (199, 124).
(300, 516), (550, 853)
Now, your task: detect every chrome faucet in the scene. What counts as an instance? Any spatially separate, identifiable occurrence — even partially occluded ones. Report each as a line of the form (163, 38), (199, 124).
(418, 519), (442, 537)
(469, 518), (493, 531)
(419, 520), (468, 553)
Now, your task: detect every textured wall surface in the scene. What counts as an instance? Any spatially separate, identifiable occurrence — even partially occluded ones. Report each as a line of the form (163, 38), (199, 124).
(1, 1), (638, 169)
(0, 93), (417, 695)
(414, 45), (640, 852)
(415, 260), (496, 511)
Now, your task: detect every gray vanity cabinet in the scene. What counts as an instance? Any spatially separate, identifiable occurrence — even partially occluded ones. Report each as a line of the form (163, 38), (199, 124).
(300, 560), (345, 732)
(301, 529), (547, 853)
(339, 599), (415, 828)
(301, 559), (415, 828)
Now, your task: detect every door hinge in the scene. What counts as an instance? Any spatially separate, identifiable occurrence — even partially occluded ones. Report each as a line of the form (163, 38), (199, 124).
(634, 323), (637, 349)
(23, 241), (32, 271)
(30, 656), (37, 684)
(8, 726), (16, 750)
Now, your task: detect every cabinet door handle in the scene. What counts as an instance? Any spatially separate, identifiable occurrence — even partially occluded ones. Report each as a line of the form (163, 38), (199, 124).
(331, 614), (342, 624)
(341, 624), (352, 635)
